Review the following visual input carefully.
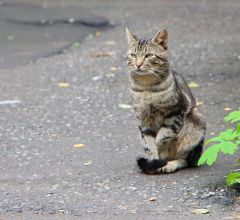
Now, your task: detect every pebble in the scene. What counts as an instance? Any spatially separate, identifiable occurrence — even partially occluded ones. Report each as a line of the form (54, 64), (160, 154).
(127, 186), (137, 191)
(209, 192), (216, 196)
(12, 206), (22, 213)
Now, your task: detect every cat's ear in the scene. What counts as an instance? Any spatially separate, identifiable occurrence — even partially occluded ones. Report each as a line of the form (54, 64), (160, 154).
(126, 27), (138, 44)
(152, 29), (168, 50)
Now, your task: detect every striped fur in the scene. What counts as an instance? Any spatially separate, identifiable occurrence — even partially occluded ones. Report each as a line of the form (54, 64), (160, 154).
(126, 28), (206, 174)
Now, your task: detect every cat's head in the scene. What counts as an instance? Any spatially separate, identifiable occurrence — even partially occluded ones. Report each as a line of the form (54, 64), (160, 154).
(126, 28), (169, 77)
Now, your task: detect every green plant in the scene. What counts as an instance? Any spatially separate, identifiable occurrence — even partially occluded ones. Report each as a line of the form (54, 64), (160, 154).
(198, 110), (240, 187)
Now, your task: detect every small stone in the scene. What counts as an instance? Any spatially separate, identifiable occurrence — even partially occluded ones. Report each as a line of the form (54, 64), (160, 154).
(201, 194), (210, 199)
(208, 192), (216, 196)
(12, 206), (22, 213)
(127, 186), (137, 191)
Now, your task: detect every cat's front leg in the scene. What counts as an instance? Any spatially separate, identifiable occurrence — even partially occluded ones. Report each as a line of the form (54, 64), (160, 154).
(155, 115), (184, 149)
(139, 126), (159, 160)
(137, 126), (168, 174)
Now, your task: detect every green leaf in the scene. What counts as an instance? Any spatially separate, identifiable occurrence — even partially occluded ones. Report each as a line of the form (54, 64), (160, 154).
(219, 129), (236, 141)
(224, 111), (240, 123)
(198, 145), (220, 166)
(73, 42), (80, 48)
(226, 172), (240, 186)
(205, 136), (222, 145)
(219, 141), (237, 154)
(236, 140), (240, 146)
(236, 123), (240, 135)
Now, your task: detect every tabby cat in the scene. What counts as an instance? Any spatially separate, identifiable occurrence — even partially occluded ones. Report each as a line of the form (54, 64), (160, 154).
(126, 28), (206, 174)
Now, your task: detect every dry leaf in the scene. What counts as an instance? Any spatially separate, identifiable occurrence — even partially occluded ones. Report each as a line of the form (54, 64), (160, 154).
(191, 208), (209, 214)
(83, 161), (92, 166)
(223, 217), (240, 220)
(188, 82), (200, 88)
(74, 143), (85, 148)
(0, 100), (21, 105)
(7, 35), (14, 41)
(58, 82), (70, 88)
(92, 75), (103, 81)
(89, 51), (114, 58)
(73, 42), (80, 48)
(110, 67), (117, 71)
(105, 40), (116, 45)
(118, 103), (132, 109)
(95, 31), (101, 37)
(148, 197), (157, 201)
(224, 107), (232, 111)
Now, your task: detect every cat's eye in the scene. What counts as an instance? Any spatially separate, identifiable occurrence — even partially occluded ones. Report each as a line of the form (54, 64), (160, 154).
(145, 54), (154, 58)
(129, 53), (137, 58)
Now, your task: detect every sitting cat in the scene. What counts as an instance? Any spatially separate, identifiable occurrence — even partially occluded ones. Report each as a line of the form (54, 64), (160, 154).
(126, 27), (206, 174)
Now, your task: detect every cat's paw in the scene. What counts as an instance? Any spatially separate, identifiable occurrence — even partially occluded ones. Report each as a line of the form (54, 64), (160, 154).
(161, 163), (178, 173)
(161, 160), (187, 173)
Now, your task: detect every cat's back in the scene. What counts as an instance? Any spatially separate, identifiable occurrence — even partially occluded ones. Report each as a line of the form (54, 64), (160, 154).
(172, 70), (196, 108)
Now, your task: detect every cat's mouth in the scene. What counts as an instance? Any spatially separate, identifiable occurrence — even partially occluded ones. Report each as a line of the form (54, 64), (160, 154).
(132, 69), (155, 76)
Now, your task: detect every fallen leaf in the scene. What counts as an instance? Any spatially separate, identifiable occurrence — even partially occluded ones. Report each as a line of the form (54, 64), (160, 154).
(74, 143), (85, 148)
(7, 35), (14, 41)
(191, 208), (209, 214)
(83, 161), (92, 166)
(58, 82), (70, 88)
(224, 107), (232, 111)
(73, 42), (80, 48)
(188, 82), (200, 88)
(95, 31), (101, 37)
(89, 51), (114, 58)
(92, 75), (103, 81)
(0, 100), (21, 105)
(118, 103), (132, 109)
(110, 67), (117, 71)
(148, 197), (157, 201)
(105, 40), (116, 45)
(87, 210), (97, 213)
(87, 33), (94, 39)
(223, 217), (240, 220)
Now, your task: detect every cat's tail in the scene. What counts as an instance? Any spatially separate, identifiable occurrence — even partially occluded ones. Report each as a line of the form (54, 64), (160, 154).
(137, 157), (167, 174)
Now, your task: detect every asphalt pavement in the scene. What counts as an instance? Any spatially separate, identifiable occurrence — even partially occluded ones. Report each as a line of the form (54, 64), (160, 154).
(0, 0), (240, 219)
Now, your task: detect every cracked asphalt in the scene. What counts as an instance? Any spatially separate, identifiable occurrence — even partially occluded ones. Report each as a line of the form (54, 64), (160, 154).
(0, 0), (240, 219)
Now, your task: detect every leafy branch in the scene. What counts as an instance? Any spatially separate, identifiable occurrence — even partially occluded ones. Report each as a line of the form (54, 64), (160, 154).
(198, 110), (240, 187)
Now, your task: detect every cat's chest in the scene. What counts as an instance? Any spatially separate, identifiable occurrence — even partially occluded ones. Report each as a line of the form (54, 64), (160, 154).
(131, 90), (175, 112)
(131, 90), (174, 128)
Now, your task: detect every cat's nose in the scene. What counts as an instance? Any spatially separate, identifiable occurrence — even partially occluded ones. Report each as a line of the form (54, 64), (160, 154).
(136, 63), (143, 69)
